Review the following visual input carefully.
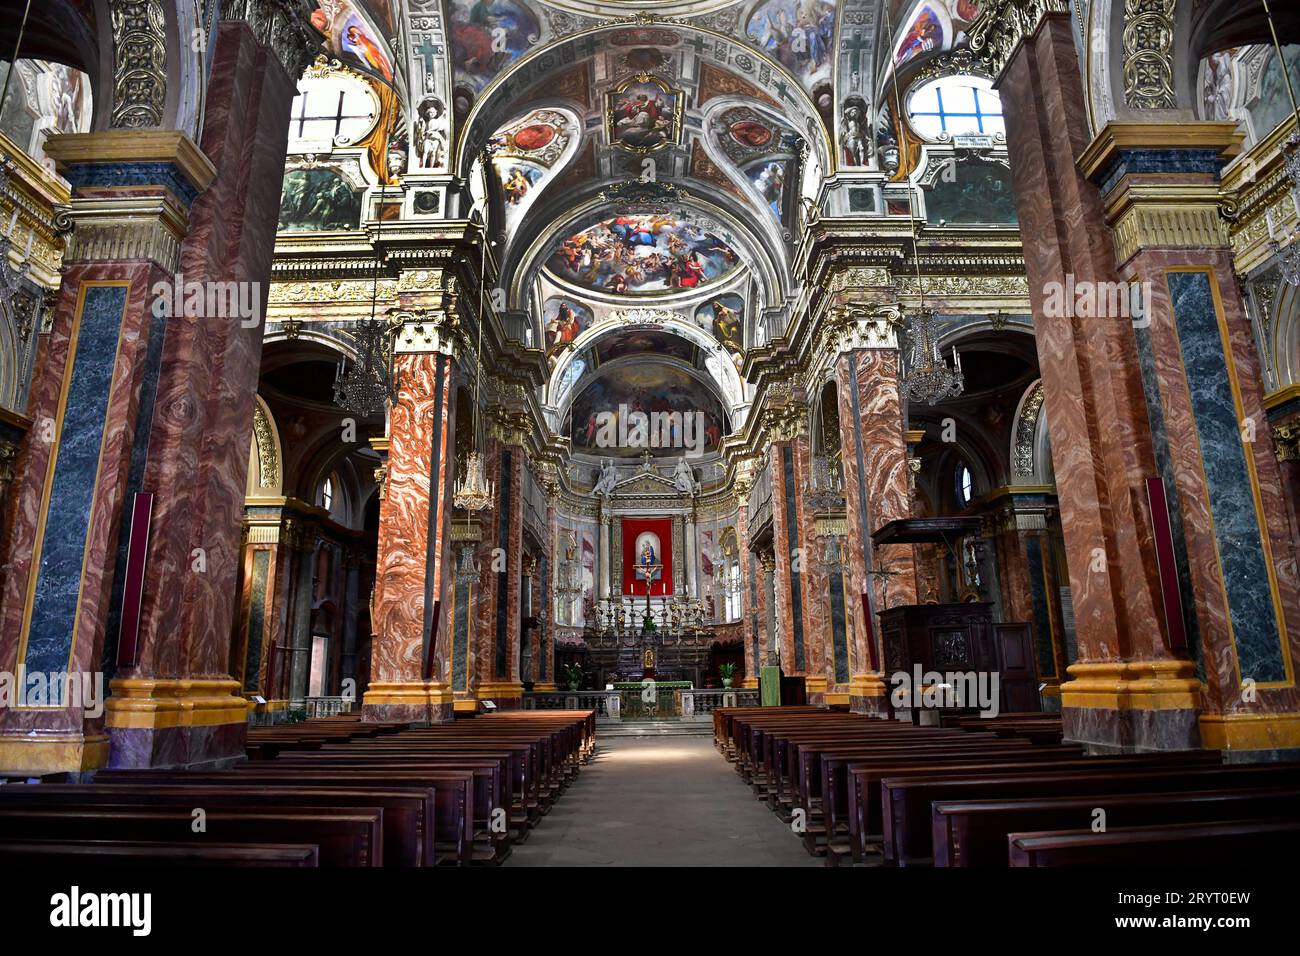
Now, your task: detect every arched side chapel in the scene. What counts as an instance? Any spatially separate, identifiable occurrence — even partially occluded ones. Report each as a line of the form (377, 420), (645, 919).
(0, 0), (1292, 786)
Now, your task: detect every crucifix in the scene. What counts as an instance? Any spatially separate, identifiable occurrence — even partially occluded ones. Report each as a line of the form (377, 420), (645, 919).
(637, 558), (663, 620)
(866, 562), (905, 609)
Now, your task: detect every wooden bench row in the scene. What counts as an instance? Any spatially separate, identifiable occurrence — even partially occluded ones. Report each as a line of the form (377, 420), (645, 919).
(0, 710), (596, 867)
(713, 706), (1300, 866)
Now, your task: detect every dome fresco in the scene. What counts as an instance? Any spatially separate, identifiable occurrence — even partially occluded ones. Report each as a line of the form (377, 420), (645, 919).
(545, 213), (742, 295)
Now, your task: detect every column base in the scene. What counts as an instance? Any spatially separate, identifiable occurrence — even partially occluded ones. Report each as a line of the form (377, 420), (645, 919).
(246, 698), (293, 726)
(476, 681), (525, 710)
(740, 678), (759, 689)
(532, 682), (558, 692)
(1060, 661), (1201, 752)
(804, 675), (828, 706)
(1199, 712), (1300, 755)
(0, 732), (110, 778)
(104, 677), (250, 769)
(362, 681), (454, 724)
(848, 673), (891, 717)
(1038, 678), (1062, 713)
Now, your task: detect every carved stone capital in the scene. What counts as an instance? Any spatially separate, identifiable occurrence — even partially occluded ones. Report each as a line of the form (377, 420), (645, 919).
(55, 197), (187, 271)
(1274, 422), (1300, 463)
(220, 0), (321, 81)
(392, 308), (463, 356)
(967, 0), (1072, 82)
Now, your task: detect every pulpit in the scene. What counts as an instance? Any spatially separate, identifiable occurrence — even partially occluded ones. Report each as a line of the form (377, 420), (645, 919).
(872, 518), (1040, 715)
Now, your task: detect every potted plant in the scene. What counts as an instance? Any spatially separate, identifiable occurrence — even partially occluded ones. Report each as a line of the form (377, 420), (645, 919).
(718, 663), (736, 689)
(562, 663), (583, 692)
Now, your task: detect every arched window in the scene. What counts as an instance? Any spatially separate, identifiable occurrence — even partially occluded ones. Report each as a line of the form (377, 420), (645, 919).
(288, 73), (378, 151)
(320, 476), (334, 512)
(908, 75), (1005, 140)
(955, 462), (974, 507)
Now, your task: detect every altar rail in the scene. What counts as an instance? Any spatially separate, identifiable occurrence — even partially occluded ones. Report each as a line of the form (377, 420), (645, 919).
(523, 687), (760, 721)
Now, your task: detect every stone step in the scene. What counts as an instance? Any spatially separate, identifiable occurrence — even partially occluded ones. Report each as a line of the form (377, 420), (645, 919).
(597, 721), (713, 738)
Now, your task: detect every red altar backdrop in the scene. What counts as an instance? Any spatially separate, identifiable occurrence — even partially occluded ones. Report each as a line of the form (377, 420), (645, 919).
(622, 517), (673, 596)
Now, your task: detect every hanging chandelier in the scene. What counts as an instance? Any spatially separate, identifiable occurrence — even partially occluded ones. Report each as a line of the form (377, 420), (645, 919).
(453, 450), (494, 512)
(333, 314), (396, 416)
(335, 183), (400, 415)
(902, 308), (964, 405)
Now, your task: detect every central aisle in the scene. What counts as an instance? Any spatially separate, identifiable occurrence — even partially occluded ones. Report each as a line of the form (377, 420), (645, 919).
(506, 735), (821, 867)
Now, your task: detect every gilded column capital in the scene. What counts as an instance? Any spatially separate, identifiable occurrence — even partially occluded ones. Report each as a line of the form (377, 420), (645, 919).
(392, 307), (464, 357)
(821, 303), (904, 355)
(1273, 422), (1300, 463)
(488, 405), (530, 447)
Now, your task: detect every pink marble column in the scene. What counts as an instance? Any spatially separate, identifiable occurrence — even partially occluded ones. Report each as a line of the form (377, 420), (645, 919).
(736, 502), (760, 688)
(0, 261), (174, 775)
(101, 22), (302, 768)
(834, 349), (918, 715)
(992, 14), (1185, 752)
(767, 440), (803, 679)
(790, 432), (830, 703)
(366, 350), (458, 723)
(475, 439), (525, 707)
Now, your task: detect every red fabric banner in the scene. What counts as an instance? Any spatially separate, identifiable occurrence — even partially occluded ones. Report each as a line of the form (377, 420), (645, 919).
(622, 517), (673, 596)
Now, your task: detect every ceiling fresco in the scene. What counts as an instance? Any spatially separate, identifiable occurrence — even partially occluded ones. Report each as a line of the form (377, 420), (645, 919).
(545, 213), (743, 295)
(567, 361), (730, 459)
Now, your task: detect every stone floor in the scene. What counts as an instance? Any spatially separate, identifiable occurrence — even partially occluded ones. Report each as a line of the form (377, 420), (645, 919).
(506, 735), (821, 867)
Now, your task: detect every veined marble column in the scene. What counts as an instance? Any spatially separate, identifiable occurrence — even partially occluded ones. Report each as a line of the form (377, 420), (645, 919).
(234, 507), (309, 722)
(768, 437), (806, 677)
(0, 130), (213, 775)
(474, 415), (525, 708)
(832, 313), (919, 716)
(598, 512), (611, 599)
(684, 508), (698, 599)
(735, 490), (760, 689)
(970, 3), (1300, 752)
(535, 493), (559, 691)
(987, 493), (1068, 710)
(760, 551), (778, 668)
(790, 432), (829, 704)
(365, 318), (460, 724)
(1078, 123), (1300, 753)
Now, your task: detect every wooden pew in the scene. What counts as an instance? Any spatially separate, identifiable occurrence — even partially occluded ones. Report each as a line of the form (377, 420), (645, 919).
(0, 784), (436, 867)
(1008, 819), (1300, 866)
(932, 786), (1300, 866)
(263, 756), (508, 863)
(882, 762), (1300, 865)
(0, 808), (383, 867)
(96, 768), (475, 866)
(0, 840), (321, 866)
(847, 751), (1223, 864)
